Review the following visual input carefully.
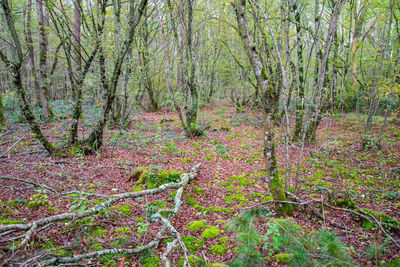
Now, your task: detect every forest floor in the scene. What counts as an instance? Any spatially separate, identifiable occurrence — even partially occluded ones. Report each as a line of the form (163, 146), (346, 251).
(0, 104), (399, 266)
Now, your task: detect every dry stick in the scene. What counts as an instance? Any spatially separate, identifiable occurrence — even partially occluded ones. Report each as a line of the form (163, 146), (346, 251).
(0, 176), (58, 194)
(0, 137), (24, 157)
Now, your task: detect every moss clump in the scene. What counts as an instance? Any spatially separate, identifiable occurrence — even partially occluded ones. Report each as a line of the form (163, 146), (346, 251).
(229, 175), (252, 186)
(114, 227), (132, 234)
(194, 187), (205, 194)
(182, 235), (204, 252)
(201, 226), (220, 240)
(210, 236), (229, 255)
(129, 167), (152, 183)
(186, 197), (198, 206)
(225, 193), (250, 205)
(178, 255), (201, 267)
(26, 200), (46, 209)
(0, 219), (24, 225)
(133, 168), (183, 189)
(274, 253), (294, 264)
(187, 220), (207, 232)
(141, 257), (161, 267)
(336, 199), (356, 209)
(115, 204), (134, 215)
(210, 243), (228, 255)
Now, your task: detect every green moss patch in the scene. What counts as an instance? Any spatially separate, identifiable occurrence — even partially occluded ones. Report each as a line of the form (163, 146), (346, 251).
(187, 220), (207, 232)
(210, 236), (229, 255)
(182, 235), (204, 252)
(178, 255), (201, 267)
(201, 226), (221, 240)
(186, 197), (198, 206)
(132, 167), (183, 189)
(115, 204), (134, 215)
(0, 219), (24, 225)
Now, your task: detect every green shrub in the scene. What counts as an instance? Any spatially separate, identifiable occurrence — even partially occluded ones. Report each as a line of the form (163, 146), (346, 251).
(270, 219), (356, 266)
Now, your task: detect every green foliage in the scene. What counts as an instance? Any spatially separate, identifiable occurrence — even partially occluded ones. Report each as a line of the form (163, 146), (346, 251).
(91, 227), (109, 237)
(270, 219), (356, 266)
(225, 193), (249, 205)
(227, 208), (265, 267)
(388, 258), (400, 267)
(26, 190), (48, 209)
(364, 241), (387, 260)
(215, 144), (230, 154)
(274, 253), (294, 264)
(201, 226), (221, 240)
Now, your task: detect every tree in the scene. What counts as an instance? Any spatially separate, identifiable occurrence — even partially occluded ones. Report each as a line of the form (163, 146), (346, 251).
(233, 0), (292, 217)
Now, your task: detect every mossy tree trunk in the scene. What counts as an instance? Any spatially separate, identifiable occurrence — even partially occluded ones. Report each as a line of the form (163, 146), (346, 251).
(183, 0), (199, 137)
(36, 0), (54, 120)
(138, 13), (159, 111)
(0, 92), (5, 125)
(234, 0), (292, 217)
(292, 0), (305, 141)
(1, 0), (55, 155)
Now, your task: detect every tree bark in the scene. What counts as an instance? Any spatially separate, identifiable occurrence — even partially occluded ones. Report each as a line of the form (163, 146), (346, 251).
(25, 0), (41, 107)
(36, 0), (52, 120)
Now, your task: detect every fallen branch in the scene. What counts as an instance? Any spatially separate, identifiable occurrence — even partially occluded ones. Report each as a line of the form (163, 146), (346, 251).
(0, 137), (24, 158)
(1, 164), (201, 266)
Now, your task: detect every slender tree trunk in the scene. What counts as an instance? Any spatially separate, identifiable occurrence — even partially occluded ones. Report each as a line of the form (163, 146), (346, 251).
(0, 92), (4, 125)
(234, 0), (292, 217)
(36, 0), (52, 120)
(25, 0), (41, 107)
(293, 0), (305, 141)
(1, 0), (55, 154)
(69, 0), (82, 144)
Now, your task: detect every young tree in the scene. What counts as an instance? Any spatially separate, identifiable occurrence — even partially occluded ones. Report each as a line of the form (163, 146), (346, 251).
(233, 0), (292, 217)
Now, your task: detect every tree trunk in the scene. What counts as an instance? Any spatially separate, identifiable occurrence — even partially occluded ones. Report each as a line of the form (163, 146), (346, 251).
(25, 0), (41, 107)
(36, 0), (52, 120)
(69, 0), (82, 144)
(292, 0), (305, 141)
(234, 0), (292, 217)
(1, 0), (55, 154)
